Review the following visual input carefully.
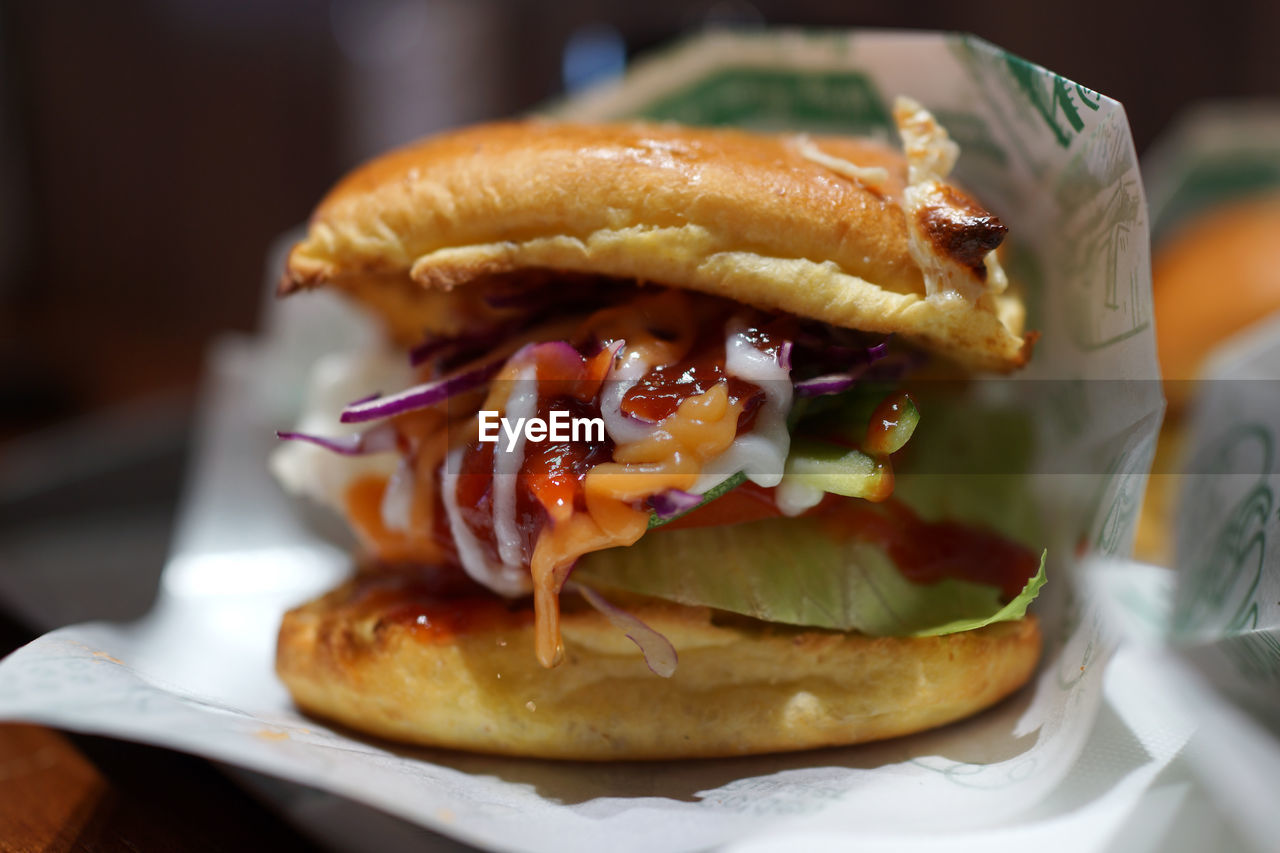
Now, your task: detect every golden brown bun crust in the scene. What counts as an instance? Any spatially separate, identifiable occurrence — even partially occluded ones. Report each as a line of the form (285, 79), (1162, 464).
(283, 121), (1030, 372)
(287, 121), (917, 292)
(276, 575), (1041, 760)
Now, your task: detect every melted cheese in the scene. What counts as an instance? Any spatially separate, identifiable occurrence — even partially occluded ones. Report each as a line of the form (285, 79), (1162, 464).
(794, 135), (889, 189)
(439, 297), (798, 666)
(518, 295), (765, 666)
(529, 383), (744, 666)
(893, 95), (1006, 303)
(405, 408), (449, 547)
(293, 291), (797, 668)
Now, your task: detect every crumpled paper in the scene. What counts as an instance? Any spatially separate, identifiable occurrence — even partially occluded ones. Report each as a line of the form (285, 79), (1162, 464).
(0, 31), (1177, 852)
(1138, 99), (1280, 724)
(1172, 323), (1280, 715)
(1079, 100), (1280, 853)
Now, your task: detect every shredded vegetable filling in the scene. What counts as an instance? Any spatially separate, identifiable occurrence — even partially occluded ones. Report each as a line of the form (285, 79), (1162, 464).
(443, 290), (791, 666)
(276, 281), (1040, 672)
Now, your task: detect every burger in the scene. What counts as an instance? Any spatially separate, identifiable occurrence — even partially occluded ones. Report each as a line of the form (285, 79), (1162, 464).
(270, 98), (1045, 759)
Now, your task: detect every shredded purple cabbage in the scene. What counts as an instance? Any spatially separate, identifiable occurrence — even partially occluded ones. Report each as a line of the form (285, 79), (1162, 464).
(409, 325), (513, 368)
(790, 327), (889, 363)
(793, 369), (868, 397)
(647, 489), (704, 519)
(276, 422), (399, 456)
(518, 340), (586, 370)
(789, 335), (891, 397)
(567, 582), (678, 677)
(340, 360), (504, 424)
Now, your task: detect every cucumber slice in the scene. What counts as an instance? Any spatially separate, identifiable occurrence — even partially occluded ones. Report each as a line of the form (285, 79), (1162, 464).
(782, 439), (891, 501)
(646, 471), (748, 529)
(863, 392), (919, 455)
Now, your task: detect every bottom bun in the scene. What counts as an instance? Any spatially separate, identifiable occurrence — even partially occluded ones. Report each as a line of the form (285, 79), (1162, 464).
(276, 574), (1041, 760)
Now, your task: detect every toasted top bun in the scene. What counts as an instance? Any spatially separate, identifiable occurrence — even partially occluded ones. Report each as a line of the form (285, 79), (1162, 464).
(277, 575), (1041, 759)
(1155, 193), (1280, 406)
(283, 120), (1031, 372)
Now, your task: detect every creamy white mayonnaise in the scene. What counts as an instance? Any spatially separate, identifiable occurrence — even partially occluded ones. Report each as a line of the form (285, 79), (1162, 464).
(270, 348), (413, 511)
(690, 321), (792, 494)
(441, 445), (533, 596)
(491, 364), (538, 568)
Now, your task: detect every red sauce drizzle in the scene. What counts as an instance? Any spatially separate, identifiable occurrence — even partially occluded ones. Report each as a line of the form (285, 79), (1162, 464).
(454, 322), (772, 570)
(622, 329), (771, 431)
(817, 498), (1038, 600)
(863, 391), (913, 455)
(658, 488), (1037, 600)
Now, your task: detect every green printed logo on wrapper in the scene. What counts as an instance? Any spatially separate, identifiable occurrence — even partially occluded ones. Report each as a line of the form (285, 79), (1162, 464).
(1175, 424), (1272, 636)
(1174, 424), (1280, 683)
(1057, 115), (1150, 351)
(1172, 427), (1274, 614)
(1002, 53), (1102, 148)
(1218, 629), (1280, 685)
(949, 37), (1152, 356)
(635, 68), (891, 134)
(1094, 438), (1158, 559)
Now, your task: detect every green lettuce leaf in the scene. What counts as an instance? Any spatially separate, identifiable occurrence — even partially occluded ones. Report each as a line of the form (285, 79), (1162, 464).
(889, 388), (1041, 547)
(574, 517), (1045, 637)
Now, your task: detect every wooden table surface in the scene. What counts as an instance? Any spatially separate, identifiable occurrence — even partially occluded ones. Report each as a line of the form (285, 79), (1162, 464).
(0, 612), (319, 852)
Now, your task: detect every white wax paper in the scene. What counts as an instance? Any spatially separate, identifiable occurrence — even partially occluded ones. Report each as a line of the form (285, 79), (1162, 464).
(1141, 100), (1280, 719)
(0, 31), (1178, 852)
(1076, 100), (1280, 853)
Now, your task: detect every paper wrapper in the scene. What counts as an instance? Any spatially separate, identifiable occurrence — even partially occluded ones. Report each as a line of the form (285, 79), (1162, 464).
(1081, 101), (1280, 853)
(0, 32), (1172, 851)
(1080, 319), (1280, 853)
(1143, 100), (1280, 243)
(1174, 323), (1280, 711)
(1142, 101), (1280, 713)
